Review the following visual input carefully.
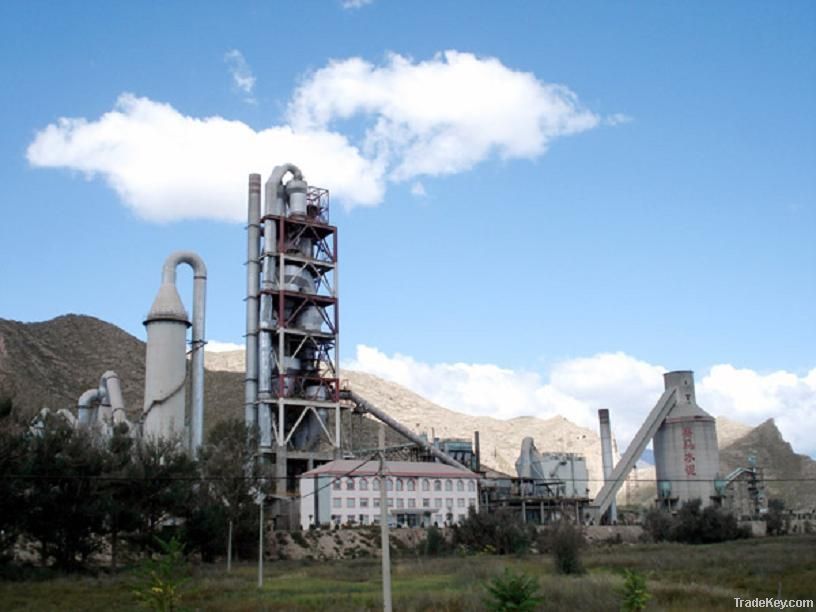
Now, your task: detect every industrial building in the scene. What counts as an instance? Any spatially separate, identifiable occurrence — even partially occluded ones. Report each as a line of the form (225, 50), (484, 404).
(58, 162), (766, 533)
(298, 460), (479, 530)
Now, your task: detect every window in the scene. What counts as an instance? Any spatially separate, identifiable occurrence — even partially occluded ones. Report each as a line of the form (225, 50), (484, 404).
(373, 497), (380, 508)
(347, 498), (355, 508)
(396, 498), (404, 509)
(434, 479), (442, 492)
(347, 515), (356, 523)
(467, 480), (476, 492)
(422, 479), (430, 492)
(445, 479), (453, 491)
(360, 498), (369, 508)
(332, 498), (342, 508)
(359, 478), (368, 491)
(387, 498), (394, 507)
(433, 514), (442, 525)
(422, 498), (431, 508)
(434, 498), (442, 509)
(445, 498), (453, 508)
(396, 478), (404, 491)
(360, 515), (369, 525)
(468, 498), (477, 508)
(373, 478), (380, 491)
(407, 478), (416, 492)
(456, 480), (464, 492)
(386, 478), (394, 491)
(331, 514), (341, 525)
(333, 479), (341, 490)
(457, 498), (465, 508)
(408, 498), (416, 509)
(346, 478), (355, 490)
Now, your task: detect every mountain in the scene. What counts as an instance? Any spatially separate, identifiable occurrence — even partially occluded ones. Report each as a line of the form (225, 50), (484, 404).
(3, 315), (812, 509)
(720, 419), (816, 510)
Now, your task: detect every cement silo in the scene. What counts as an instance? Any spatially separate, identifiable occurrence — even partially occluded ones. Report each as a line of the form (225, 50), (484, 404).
(142, 252), (207, 453)
(653, 371), (720, 509)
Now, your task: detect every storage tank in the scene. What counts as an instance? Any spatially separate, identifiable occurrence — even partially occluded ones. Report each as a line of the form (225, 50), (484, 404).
(653, 371), (720, 510)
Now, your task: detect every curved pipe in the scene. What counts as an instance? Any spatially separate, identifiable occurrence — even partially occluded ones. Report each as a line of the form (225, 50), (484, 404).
(77, 387), (105, 426)
(101, 371), (127, 426)
(162, 251), (207, 454)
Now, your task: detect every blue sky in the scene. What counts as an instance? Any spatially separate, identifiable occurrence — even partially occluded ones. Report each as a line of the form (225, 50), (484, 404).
(1, 1), (814, 454)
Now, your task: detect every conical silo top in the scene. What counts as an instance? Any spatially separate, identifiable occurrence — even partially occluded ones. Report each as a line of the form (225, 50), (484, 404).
(144, 282), (190, 326)
(663, 370), (712, 420)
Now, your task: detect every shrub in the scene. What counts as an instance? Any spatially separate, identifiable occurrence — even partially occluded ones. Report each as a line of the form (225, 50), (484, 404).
(453, 507), (535, 555)
(483, 567), (542, 612)
(550, 520), (584, 575)
(423, 525), (446, 556)
(645, 500), (750, 544)
(132, 536), (187, 611)
(620, 569), (651, 612)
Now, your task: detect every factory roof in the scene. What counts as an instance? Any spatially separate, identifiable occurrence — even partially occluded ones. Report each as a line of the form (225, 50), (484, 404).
(299, 459), (476, 479)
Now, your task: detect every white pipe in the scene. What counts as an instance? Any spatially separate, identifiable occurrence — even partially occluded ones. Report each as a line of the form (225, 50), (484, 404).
(245, 174), (261, 428)
(101, 371), (127, 426)
(161, 251), (207, 454)
(77, 387), (105, 426)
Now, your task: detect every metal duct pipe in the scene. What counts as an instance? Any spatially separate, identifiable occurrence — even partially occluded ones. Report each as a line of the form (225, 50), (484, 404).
(161, 252), (207, 453)
(245, 174), (261, 429)
(77, 387), (105, 426)
(344, 390), (471, 472)
(598, 409), (618, 524)
(101, 371), (127, 426)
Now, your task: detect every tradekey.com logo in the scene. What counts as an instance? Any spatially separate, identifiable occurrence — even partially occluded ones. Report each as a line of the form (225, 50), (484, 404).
(735, 598), (814, 609)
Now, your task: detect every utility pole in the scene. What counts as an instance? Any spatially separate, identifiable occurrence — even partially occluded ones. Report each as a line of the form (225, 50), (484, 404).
(378, 424), (392, 612)
(253, 488), (265, 589)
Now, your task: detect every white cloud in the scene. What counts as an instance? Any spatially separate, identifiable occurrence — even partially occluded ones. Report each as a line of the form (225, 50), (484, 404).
(347, 345), (816, 457)
(341, 0), (374, 8)
(205, 341), (244, 353)
(605, 113), (633, 126)
(27, 51), (608, 221)
(26, 94), (383, 221)
(410, 181), (426, 197)
(288, 51), (601, 181)
(224, 49), (256, 103)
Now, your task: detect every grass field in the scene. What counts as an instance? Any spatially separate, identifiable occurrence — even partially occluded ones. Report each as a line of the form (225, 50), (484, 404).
(1, 535), (814, 611)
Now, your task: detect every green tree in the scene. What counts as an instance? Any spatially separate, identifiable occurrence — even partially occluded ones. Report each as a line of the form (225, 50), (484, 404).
(21, 414), (108, 570)
(766, 499), (786, 536)
(620, 569), (651, 612)
(0, 408), (27, 563)
(194, 419), (262, 562)
(483, 567), (543, 612)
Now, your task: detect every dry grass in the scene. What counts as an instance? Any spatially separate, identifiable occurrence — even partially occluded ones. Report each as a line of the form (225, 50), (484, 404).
(1, 535), (814, 611)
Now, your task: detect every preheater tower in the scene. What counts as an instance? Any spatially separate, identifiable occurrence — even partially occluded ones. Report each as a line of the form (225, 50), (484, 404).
(245, 166), (341, 524)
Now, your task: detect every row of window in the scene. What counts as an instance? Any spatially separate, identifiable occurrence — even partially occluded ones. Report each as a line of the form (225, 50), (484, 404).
(332, 476), (476, 493)
(332, 497), (476, 509)
(330, 513), (466, 527)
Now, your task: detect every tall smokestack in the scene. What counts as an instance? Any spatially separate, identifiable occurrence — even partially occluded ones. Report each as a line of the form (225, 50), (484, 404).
(598, 409), (618, 524)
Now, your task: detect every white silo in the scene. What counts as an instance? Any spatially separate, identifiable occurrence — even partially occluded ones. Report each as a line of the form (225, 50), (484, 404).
(142, 252), (207, 451)
(653, 371), (720, 510)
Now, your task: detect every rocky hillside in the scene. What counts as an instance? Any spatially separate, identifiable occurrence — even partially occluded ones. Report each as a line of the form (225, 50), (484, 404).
(3, 315), (813, 509)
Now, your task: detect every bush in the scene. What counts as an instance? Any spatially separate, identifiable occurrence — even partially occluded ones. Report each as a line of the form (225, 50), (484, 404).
(620, 569), (651, 612)
(483, 567), (542, 612)
(550, 520), (584, 575)
(645, 500), (750, 544)
(132, 536), (187, 611)
(453, 507), (535, 555)
(422, 525), (446, 556)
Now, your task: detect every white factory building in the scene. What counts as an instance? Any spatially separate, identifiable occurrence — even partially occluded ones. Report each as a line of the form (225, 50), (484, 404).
(298, 460), (479, 530)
